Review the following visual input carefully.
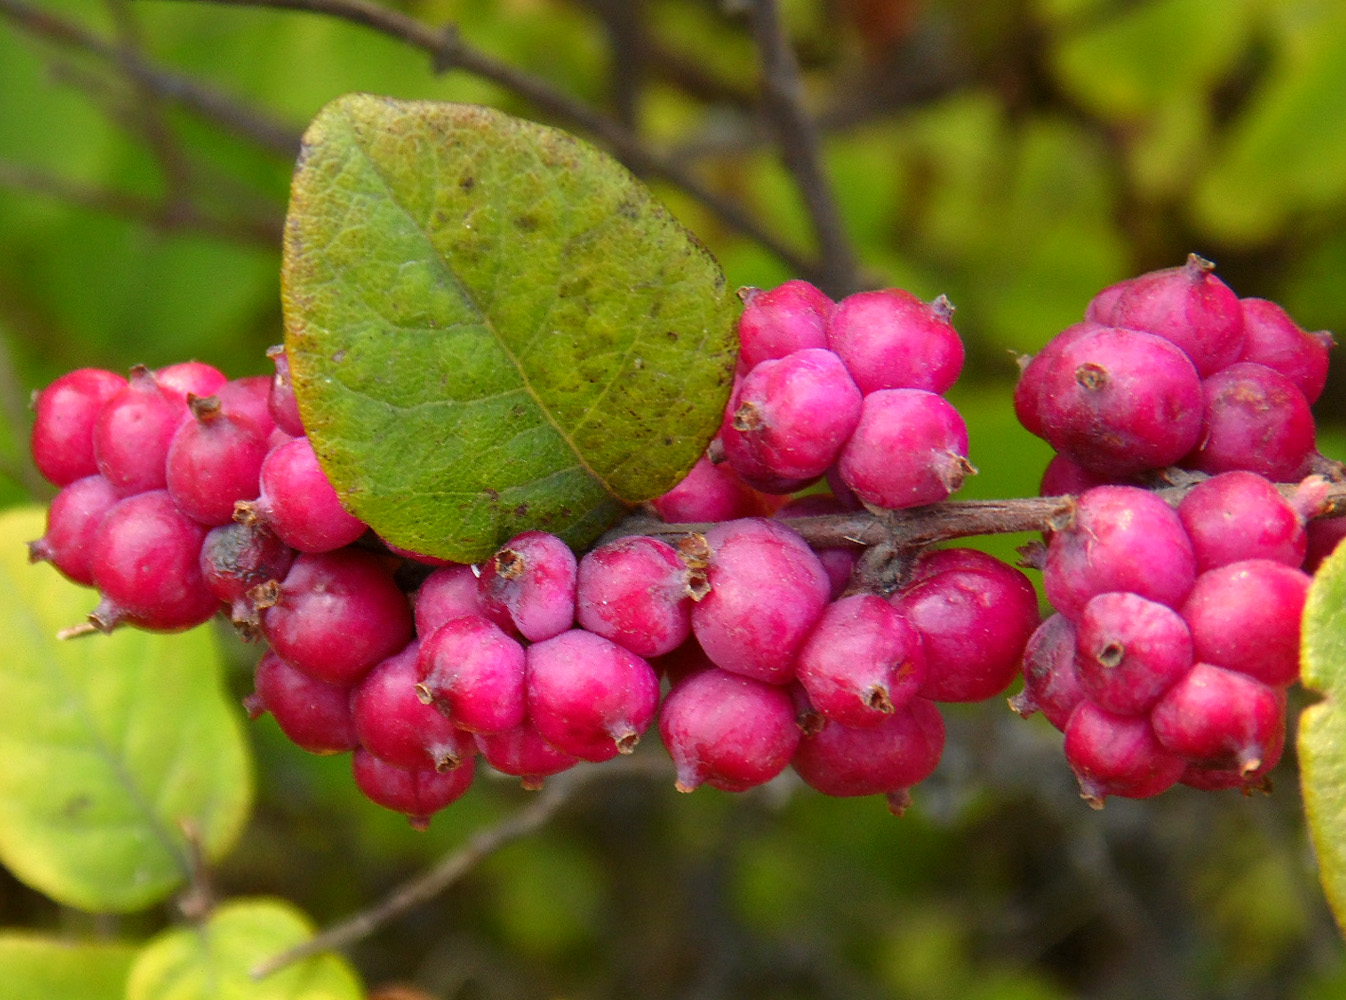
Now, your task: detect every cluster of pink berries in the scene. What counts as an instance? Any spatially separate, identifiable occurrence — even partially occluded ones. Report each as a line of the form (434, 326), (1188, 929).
(1011, 256), (1341, 805)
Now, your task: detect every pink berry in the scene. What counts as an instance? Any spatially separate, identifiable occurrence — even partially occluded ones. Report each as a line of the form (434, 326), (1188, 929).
(525, 630), (659, 762)
(155, 361), (226, 406)
(796, 595), (927, 726)
(212, 375), (276, 436)
(165, 395), (270, 526)
(1181, 559), (1310, 687)
(576, 536), (695, 657)
(30, 368), (125, 486)
(93, 365), (182, 497)
(266, 345), (306, 436)
(199, 521), (296, 630)
(1238, 298), (1334, 404)
(1038, 454), (1116, 497)
(1150, 663), (1285, 776)
(1014, 322), (1102, 439)
(659, 667), (801, 793)
(261, 548), (413, 686)
(238, 436), (367, 553)
(1074, 592), (1193, 716)
(413, 563), (487, 636)
(351, 747), (476, 830)
(245, 649), (357, 755)
(791, 697), (945, 815)
(415, 614), (527, 736)
(473, 717), (578, 789)
(1084, 278), (1132, 324)
(28, 474), (121, 586)
(1063, 702), (1185, 807)
(351, 641), (473, 772)
(826, 288), (964, 395)
(736, 280), (833, 371)
(1009, 614), (1086, 731)
(837, 389), (972, 510)
(650, 455), (772, 523)
(775, 494), (858, 599)
(690, 518), (831, 684)
(1186, 362), (1315, 482)
(1179, 718), (1285, 791)
(87, 489), (218, 632)
(1177, 470), (1306, 571)
(477, 531), (577, 642)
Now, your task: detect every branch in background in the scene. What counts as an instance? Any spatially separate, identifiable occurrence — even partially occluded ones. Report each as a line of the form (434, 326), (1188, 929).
(153, 0), (823, 282)
(746, 0), (861, 296)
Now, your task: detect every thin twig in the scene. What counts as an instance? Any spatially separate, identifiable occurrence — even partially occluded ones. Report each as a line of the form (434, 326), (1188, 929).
(151, 0), (822, 281)
(746, 0), (860, 296)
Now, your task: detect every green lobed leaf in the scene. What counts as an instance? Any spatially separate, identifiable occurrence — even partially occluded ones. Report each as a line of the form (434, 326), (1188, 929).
(282, 94), (737, 562)
(1299, 536), (1346, 932)
(0, 932), (136, 999)
(125, 898), (363, 1000)
(0, 506), (252, 913)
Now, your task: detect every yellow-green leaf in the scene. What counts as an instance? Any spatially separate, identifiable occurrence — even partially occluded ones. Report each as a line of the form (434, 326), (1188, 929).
(0, 506), (252, 913)
(0, 932), (136, 999)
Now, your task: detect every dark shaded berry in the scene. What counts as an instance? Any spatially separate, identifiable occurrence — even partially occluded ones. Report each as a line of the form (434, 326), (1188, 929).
(199, 521), (296, 630)
(1238, 297), (1334, 404)
(266, 345), (306, 436)
(1150, 663), (1285, 776)
(474, 717), (578, 789)
(1010, 614), (1085, 731)
(238, 436), (367, 553)
(93, 365), (182, 497)
(650, 455), (775, 523)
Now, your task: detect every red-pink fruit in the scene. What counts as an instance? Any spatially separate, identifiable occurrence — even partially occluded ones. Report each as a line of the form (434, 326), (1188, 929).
(245, 649), (357, 755)
(1014, 322), (1102, 439)
(691, 518), (831, 684)
(1084, 278), (1132, 324)
(199, 521), (296, 629)
(1063, 702), (1185, 807)
(238, 436), (367, 553)
(93, 365), (182, 497)
(1186, 362), (1315, 481)
(1094, 254), (1245, 376)
(28, 474), (120, 585)
(525, 630), (659, 762)
(736, 280), (833, 371)
(352, 641), (473, 771)
(1034, 326), (1203, 477)
(166, 395), (270, 526)
(650, 455), (775, 523)
(415, 615), (527, 736)
(775, 494), (858, 599)
(796, 595), (926, 726)
(1238, 297), (1334, 404)
(1074, 592), (1192, 716)
(1177, 470), (1307, 571)
(413, 563), (486, 636)
(474, 717), (578, 789)
(1010, 614), (1085, 731)
(837, 389), (973, 510)
(87, 489), (218, 632)
(1181, 559), (1310, 687)
(659, 667), (800, 793)
(1179, 716), (1284, 791)
(791, 697), (945, 815)
(893, 549), (1039, 703)
(1038, 455), (1116, 497)
(351, 747), (476, 830)
(30, 368), (125, 486)
(266, 345), (306, 436)
(261, 549), (413, 686)
(155, 361), (226, 406)
(1150, 663), (1285, 775)
(576, 536), (695, 657)
(212, 375), (276, 436)
(826, 289), (963, 395)
(1044, 485), (1197, 618)
(477, 530), (577, 642)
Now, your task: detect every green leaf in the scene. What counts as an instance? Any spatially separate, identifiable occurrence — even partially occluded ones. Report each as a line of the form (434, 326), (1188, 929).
(0, 506), (252, 913)
(1299, 537), (1346, 931)
(126, 898), (363, 1000)
(283, 94), (737, 562)
(0, 932), (136, 999)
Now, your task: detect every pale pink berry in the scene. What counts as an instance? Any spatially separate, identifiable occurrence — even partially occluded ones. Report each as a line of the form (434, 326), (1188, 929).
(238, 435), (367, 553)
(477, 530), (577, 642)
(1177, 470), (1307, 571)
(413, 563), (486, 636)
(1074, 592), (1193, 716)
(576, 536), (694, 657)
(155, 361), (226, 405)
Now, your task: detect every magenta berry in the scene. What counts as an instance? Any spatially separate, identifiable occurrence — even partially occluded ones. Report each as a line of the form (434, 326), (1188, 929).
(351, 641), (473, 771)
(93, 365), (182, 497)
(87, 489), (218, 632)
(651, 455), (769, 523)
(1180, 720), (1285, 792)
(473, 718), (578, 789)
(30, 368), (125, 487)
(477, 531), (577, 642)
(1181, 560), (1310, 687)
(837, 389), (973, 510)
(1033, 326), (1203, 477)
(266, 345), (306, 436)
(1063, 702), (1185, 808)
(1150, 663), (1285, 775)
(1187, 362), (1316, 482)
(1093, 253), (1245, 376)
(165, 395), (270, 526)
(796, 594), (927, 726)
(690, 518), (830, 684)
(415, 614), (527, 736)
(576, 536), (694, 658)
(1043, 485), (1197, 618)
(155, 361), (226, 406)
(1038, 454), (1116, 497)
(1238, 297), (1334, 404)
(1010, 614), (1086, 731)
(28, 474), (120, 586)
(525, 629), (659, 762)
(659, 667), (801, 793)
(892, 548), (1039, 703)
(351, 747), (475, 830)
(1177, 470), (1306, 571)
(1083, 278), (1132, 324)
(199, 520), (296, 629)
(246, 649), (358, 755)
(826, 288), (964, 395)
(721, 349), (863, 481)
(791, 697), (945, 815)
(413, 563), (486, 636)
(261, 548), (413, 686)
(1014, 322), (1101, 439)
(212, 375), (276, 436)
(1074, 592), (1193, 716)
(239, 435), (367, 553)
(736, 280), (832, 371)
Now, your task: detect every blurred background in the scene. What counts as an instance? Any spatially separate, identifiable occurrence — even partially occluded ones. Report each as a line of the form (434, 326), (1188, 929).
(3, 0), (1346, 997)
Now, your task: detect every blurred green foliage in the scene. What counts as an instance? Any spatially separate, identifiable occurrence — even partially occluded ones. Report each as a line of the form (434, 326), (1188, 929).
(1, 0), (1345, 997)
